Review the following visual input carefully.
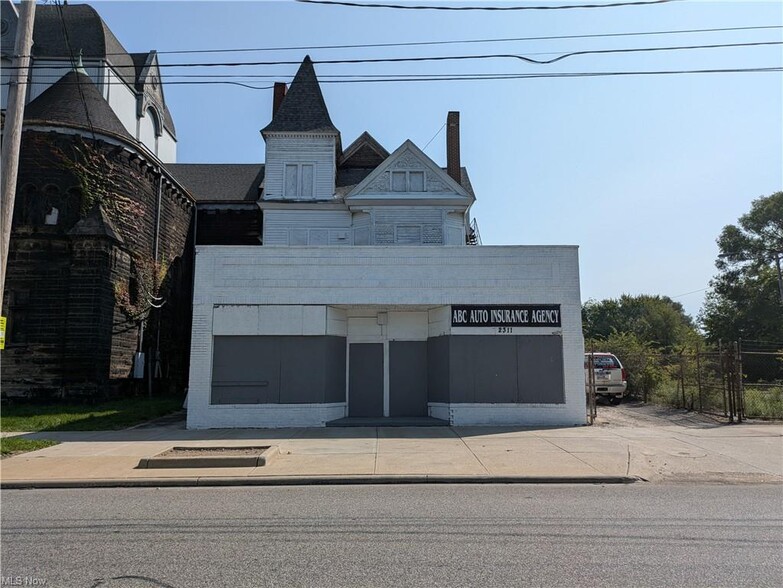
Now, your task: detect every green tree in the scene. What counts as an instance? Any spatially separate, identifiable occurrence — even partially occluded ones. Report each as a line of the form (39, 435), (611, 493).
(700, 192), (783, 344)
(583, 294), (698, 352)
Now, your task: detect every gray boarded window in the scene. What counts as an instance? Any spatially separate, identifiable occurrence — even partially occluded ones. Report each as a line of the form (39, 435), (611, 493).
(391, 171), (407, 192)
(284, 164), (298, 197)
(409, 171), (425, 192)
(396, 225), (422, 244)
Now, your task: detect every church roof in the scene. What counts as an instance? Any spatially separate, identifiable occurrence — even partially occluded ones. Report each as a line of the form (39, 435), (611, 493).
(24, 70), (134, 141)
(28, 4), (176, 137)
(32, 4), (136, 88)
(261, 56), (339, 135)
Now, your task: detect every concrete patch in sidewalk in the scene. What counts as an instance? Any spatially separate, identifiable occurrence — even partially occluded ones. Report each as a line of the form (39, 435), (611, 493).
(138, 445), (279, 469)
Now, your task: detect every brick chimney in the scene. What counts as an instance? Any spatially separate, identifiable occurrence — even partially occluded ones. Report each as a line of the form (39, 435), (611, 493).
(446, 111), (461, 184)
(273, 82), (287, 116)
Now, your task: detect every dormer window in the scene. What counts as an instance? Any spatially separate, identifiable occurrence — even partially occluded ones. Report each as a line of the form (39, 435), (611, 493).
(391, 171), (425, 192)
(284, 163), (315, 198)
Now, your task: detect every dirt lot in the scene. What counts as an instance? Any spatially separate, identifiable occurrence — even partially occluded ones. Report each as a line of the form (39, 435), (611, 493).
(593, 400), (758, 428)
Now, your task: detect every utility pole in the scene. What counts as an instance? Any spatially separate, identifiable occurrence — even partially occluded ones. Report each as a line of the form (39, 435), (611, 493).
(1, 0), (36, 308)
(775, 252), (783, 305)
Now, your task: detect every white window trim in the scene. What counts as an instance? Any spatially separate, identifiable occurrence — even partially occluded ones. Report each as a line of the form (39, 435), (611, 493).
(284, 162), (316, 199)
(390, 170), (426, 193)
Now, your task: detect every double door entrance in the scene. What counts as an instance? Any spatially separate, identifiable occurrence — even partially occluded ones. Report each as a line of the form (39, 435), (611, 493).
(346, 313), (428, 418)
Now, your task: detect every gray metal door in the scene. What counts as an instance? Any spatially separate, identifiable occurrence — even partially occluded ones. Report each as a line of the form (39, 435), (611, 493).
(348, 343), (384, 417)
(389, 341), (428, 417)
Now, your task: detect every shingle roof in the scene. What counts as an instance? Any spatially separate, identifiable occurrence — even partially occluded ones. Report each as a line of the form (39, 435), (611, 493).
(32, 5), (136, 89)
(261, 56), (338, 135)
(335, 167), (376, 197)
(24, 70), (134, 141)
(340, 132), (389, 168)
(166, 164), (266, 202)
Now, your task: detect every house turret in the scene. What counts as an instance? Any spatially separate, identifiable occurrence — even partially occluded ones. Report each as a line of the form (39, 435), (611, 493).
(261, 56), (341, 201)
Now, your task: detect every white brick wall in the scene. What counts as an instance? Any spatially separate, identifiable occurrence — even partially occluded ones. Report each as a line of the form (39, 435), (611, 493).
(187, 245), (587, 428)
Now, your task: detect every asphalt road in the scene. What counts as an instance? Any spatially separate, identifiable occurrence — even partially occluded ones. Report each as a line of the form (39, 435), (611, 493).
(1, 484), (781, 588)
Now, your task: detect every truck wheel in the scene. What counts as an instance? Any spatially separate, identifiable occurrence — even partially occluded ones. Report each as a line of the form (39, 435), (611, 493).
(608, 396), (621, 405)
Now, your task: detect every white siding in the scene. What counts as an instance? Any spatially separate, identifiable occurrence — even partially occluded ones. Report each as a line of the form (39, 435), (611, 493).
(264, 134), (336, 200)
(445, 211), (467, 246)
(352, 212), (371, 245)
(263, 209), (352, 246)
(139, 108), (157, 155)
(104, 66), (137, 137)
(157, 130), (177, 163)
(369, 206), (448, 246)
(27, 59), (103, 103)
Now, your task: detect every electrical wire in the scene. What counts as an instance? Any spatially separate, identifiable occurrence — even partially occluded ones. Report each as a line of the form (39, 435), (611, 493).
(101, 25), (783, 56)
(296, 0), (682, 11)
(18, 67), (782, 91)
(53, 0), (96, 140)
(15, 40), (783, 71)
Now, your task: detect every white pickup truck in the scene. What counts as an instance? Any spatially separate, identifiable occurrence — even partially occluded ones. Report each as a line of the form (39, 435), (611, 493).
(585, 352), (628, 405)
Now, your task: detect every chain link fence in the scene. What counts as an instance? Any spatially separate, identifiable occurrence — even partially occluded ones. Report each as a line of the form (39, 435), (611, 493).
(593, 340), (782, 421)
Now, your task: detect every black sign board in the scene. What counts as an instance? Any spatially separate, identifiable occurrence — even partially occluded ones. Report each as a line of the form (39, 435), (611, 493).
(451, 305), (561, 328)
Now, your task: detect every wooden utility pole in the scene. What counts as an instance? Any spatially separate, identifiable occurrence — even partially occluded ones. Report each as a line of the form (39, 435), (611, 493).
(1, 0), (36, 308)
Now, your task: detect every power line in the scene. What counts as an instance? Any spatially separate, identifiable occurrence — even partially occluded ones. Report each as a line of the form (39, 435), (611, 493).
(18, 67), (782, 91)
(109, 25), (783, 56)
(23, 66), (783, 82)
(296, 0), (682, 11)
(671, 287), (709, 299)
(422, 123), (446, 151)
(16, 40), (783, 71)
(54, 0), (96, 140)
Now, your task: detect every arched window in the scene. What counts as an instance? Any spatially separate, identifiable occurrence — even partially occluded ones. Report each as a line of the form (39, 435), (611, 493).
(140, 106), (161, 155)
(16, 183), (47, 225)
(43, 184), (60, 226)
(146, 107), (161, 137)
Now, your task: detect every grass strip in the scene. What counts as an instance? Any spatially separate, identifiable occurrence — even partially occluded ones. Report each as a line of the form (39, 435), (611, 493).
(0, 437), (59, 456)
(1, 396), (184, 432)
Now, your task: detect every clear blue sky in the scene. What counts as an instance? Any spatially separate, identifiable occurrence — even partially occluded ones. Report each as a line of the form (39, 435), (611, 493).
(92, 0), (783, 322)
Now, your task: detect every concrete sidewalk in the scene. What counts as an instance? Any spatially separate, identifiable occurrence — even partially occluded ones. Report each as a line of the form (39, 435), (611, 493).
(2, 406), (781, 487)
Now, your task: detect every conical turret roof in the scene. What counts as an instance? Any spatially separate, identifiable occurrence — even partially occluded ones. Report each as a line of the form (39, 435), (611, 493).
(25, 70), (133, 141)
(262, 56), (338, 135)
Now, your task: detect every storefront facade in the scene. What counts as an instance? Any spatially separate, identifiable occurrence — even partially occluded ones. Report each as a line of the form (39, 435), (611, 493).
(186, 246), (586, 428)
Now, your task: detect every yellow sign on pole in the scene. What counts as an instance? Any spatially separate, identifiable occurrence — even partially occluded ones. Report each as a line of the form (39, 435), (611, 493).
(0, 316), (6, 350)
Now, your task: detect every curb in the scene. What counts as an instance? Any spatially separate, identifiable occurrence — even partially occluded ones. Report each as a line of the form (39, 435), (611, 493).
(0, 474), (639, 489)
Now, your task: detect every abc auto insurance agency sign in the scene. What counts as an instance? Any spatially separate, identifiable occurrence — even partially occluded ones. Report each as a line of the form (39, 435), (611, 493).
(451, 305), (561, 330)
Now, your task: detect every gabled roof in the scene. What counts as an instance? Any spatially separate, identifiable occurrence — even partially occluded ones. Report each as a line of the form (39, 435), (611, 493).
(339, 132), (389, 168)
(24, 70), (134, 141)
(130, 50), (176, 137)
(345, 139), (474, 203)
(261, 56), (338, 135)
(166, 164), (265, 202)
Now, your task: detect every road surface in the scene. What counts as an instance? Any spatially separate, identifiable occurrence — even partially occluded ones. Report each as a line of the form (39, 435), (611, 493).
(1, 484), (781, 587)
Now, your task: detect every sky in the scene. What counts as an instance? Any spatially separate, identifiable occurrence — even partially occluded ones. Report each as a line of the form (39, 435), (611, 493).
(90, 0), (782, 321)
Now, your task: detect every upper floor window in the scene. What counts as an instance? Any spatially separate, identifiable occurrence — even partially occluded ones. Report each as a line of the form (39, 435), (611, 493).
(391, 171), (425, 192)
(284, 163), (315, 198)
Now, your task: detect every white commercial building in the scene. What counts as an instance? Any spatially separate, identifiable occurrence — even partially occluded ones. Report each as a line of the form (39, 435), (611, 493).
(185, 57), (587, 428)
